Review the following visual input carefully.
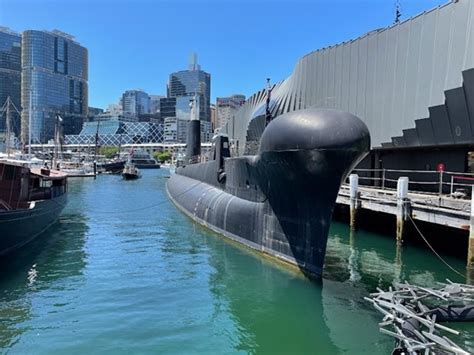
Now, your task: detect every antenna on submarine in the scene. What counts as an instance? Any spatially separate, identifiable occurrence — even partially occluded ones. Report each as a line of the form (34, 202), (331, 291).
(394, 0), (402, 24)
(265, 78), (272, 126)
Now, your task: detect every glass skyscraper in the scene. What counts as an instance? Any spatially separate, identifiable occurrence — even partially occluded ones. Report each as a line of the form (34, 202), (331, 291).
(0, 27), (22, 137)
(122, 90), (150, 118)
(167, 54), (211, 122)
(21, 30), (88, 144)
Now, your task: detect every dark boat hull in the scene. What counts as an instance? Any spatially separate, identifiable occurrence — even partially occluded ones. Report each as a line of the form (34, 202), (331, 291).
(167, 109), (370, 277)
(134, 164), (160, 169)
(100, 160), (125, 174)
(122, 173), (140, 180)
(0, 194), (67, 255)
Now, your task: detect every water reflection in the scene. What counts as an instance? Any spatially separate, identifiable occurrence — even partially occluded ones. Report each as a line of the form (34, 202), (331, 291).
(0, 211), (88, 349)
(203, 232), (390, 354)
(0, 170), (471, 353)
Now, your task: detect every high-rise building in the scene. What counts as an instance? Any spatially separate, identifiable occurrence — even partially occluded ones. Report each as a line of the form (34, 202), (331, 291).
(167, 53), (211, 122)
(0, 27), (22, 137)
(210, 104), (216, 131)
(106, 103), (123, 116)
(21, 29), (88, 143)
(122, 89), (150, 118)
(149, 94), (164, 115)
(160, 97), (177, 120)
(215, 94), (245, 130)
(85, 106), (104, 123)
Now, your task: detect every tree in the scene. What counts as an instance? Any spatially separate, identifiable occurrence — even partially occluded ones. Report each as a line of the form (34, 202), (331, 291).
(154, 151), (172, 163)
(99, 146), (119, 159)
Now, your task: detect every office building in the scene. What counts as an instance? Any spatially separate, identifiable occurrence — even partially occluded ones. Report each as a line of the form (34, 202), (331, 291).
(21, 29), (88, 143)
(210, 104), (216, 131)
(168, 53), (211, 122)
(122, 90), (150, 118)
(0, 27), (22, 137)
(149, 94), (164, 115)
(160, 97), (177, 120)
(215, 94), (245, 130)
(106, 103), (123, 116)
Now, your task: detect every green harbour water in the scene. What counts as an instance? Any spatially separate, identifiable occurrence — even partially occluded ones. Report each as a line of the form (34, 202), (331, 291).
(0, 169), (473, 354)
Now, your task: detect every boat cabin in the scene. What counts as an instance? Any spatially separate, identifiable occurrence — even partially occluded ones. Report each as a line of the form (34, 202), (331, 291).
(0, 161), (67, 211)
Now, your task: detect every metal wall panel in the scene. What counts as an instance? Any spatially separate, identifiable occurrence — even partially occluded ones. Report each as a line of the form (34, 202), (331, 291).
(429, 105), (453, 144)
(402, 129), (420, 146)
(223, 0), (474, 152)
(403, 15), (422, 128)
(463, 69), (474, 129)
(430, 5), (451, 106)
(444, 87), (472, 143)
(415, 118), (436, 146)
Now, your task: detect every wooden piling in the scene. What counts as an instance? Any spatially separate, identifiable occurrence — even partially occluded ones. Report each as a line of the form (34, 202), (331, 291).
(396, 177), (409, 244)
(349, 174), (359, 230)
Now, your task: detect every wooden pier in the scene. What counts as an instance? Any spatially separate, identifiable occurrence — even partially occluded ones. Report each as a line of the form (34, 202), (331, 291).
(336, 169), (474, 269)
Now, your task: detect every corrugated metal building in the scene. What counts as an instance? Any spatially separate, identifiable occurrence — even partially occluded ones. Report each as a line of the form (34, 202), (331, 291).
(222, 0), (474, 176)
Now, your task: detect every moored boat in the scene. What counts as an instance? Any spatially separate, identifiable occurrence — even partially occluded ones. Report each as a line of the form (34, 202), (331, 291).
(121, 150), (160, 169)
(0, 160), (68, 255)
(122, 161), (141, 180)
(98, 159), (126, 174)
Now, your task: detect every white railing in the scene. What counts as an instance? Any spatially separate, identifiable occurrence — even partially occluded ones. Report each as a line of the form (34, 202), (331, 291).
(347, 168), (474, 198)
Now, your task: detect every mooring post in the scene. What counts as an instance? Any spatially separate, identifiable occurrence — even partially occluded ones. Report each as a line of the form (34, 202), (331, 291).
(396, 177), (409, 244)
(467, 186), (474, 270)
(349, 174), (359, 230)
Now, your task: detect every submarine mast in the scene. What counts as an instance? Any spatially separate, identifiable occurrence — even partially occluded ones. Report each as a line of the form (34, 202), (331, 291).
(265, 78), (272, 126)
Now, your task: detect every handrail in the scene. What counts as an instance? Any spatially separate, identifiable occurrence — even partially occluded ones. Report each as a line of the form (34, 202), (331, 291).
(353, 168), (474, 177)
(346, 168), (474, 202)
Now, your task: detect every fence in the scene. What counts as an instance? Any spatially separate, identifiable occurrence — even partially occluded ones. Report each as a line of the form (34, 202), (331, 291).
(349, 168), (474, 198)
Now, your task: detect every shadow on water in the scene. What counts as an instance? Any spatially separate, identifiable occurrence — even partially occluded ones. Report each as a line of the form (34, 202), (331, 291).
(174, 219), (389, 354)
(185, 214), (474, 353)
(0, 209), (89, 349)
(324, 221), (474, 353)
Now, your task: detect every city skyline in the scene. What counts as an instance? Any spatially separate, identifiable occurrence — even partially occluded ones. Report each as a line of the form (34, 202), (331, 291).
(1, 0), (448, 109)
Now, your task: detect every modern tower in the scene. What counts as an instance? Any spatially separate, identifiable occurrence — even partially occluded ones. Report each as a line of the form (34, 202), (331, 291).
(0, 27), (22, 137)
(21, 29), (88, 144)
(168, 53), (211, 122)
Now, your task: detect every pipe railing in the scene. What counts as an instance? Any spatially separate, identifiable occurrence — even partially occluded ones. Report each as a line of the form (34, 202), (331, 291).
(346, 168), (474, 200)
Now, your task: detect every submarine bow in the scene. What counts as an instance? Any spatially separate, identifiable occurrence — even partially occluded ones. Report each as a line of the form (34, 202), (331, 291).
(167, 108), (369, 276)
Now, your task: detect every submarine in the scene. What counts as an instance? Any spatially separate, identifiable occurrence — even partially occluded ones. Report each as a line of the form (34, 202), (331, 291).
(167, 86), (370, 277)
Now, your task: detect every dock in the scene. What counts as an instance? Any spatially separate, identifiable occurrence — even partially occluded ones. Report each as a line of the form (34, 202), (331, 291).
(336, 168), (474, 269)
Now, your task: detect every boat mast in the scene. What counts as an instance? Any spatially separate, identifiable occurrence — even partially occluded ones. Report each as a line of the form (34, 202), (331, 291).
(53, 114), (63, 169)
(28, 75), (32, 155)
(93, 114), (101, 177)
(5, 97), (11, 157)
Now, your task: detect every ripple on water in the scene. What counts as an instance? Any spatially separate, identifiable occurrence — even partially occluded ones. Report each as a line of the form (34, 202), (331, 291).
(0, 170), (472, 353)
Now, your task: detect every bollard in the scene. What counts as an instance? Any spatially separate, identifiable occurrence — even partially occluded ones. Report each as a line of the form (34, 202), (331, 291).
(396, 177), (409, 244)
(349, 174), (359, 230)
(468, 186), (474, 269)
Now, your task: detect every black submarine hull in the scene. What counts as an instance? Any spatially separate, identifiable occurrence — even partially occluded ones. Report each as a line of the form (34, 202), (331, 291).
(167, 109), (370, 277)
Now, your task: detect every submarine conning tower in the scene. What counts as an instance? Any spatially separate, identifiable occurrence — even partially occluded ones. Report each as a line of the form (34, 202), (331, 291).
(186, 120), (201, 164)
(168, 107), (370, 277)
(186, 94), (202, 164)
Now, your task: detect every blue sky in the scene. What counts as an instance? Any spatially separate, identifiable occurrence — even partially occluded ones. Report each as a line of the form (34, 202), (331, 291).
(1, 0), (448, 109)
